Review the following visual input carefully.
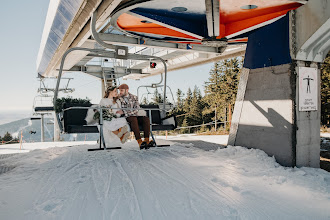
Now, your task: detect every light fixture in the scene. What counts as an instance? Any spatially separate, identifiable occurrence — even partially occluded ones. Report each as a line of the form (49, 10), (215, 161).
(171, 7), (187, 12)
(150, 62), (157, 68)
(201, 38), (228, 47)
(241, 5), (258, 10)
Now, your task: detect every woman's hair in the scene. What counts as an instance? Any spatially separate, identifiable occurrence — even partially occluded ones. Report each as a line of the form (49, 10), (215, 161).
(104, 86), (118, 103)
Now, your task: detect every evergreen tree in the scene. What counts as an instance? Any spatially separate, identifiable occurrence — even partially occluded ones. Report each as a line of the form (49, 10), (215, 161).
(183, 87), (193, 125)
(181, 118), (189, 133)
(203, 57), (242, 125)
(3, 132), (13, 142)
(183, 87), (192, 114)
(151, 88), (163, 104)
(176, 89), (184, 111)
(321, 51), (330, 126)
(187, 86), (203, 125)
(203, 61), (223, 121)
(141, 97), (148, 105)
(173, 89), (185, 126)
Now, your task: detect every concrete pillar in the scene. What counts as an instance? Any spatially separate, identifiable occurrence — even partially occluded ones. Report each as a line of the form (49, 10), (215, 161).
(228, 14), (321, 167)
(295, 61), (321, 167)
(54, 114), (60, 141)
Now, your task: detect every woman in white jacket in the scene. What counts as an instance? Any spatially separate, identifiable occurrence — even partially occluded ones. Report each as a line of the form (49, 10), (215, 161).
(99, 86), (130, 144)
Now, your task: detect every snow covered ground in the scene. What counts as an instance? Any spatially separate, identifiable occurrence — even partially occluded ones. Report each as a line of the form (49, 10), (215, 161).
(0, 141), (97, 154)
(0, 135), (330, 220)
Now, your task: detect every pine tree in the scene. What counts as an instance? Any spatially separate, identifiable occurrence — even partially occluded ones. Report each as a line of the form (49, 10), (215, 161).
(203, 57), (242, 125)
(203, 61), (225, 122)
(151, 88), (163, 104)
(187, 86), (203, 126)
(183, 87), (193, 125)
(141, 97), (148, 105)
(181, 117), (189, 133)
(173, 89), (185, 126)
(3, 132), (13, 142)
(176, 89), (184, 111)
(183, 87), (192, 114)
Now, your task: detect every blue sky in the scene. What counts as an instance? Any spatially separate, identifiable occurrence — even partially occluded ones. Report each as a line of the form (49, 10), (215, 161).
(0, 1), (214, 125)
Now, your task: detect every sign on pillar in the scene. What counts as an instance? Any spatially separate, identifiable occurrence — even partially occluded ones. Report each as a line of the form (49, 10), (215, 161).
(298, 67), (318, 111)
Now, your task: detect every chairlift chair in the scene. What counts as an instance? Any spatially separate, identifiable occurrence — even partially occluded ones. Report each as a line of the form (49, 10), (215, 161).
(54, 47), (177, 151)
(33, 95), (54, 114)
(53, 10), (177, 150)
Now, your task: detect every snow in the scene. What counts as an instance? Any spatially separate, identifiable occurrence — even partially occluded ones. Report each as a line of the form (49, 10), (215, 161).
(158, 133), (229, 145)
(0, 135), (329, 220)
(321, 133), (330, 138)
(0, 141), (96, 154)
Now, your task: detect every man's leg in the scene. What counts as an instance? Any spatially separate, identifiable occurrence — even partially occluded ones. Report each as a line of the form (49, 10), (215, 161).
(126, 116), (141, 141)
(138, 116), (150, 139)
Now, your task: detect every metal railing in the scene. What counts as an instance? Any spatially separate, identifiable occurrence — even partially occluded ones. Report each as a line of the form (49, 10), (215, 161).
(175, 121), (230, 133)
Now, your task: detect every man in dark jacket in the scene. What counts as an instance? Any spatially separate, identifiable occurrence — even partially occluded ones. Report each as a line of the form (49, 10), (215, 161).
(117, 84), (153, 149)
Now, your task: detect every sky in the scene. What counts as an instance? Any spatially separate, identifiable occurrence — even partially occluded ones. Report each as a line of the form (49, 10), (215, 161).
(0, 1), (215, 125)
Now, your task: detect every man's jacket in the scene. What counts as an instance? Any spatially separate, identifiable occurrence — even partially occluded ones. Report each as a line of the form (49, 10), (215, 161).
(118, 93), (140, 117)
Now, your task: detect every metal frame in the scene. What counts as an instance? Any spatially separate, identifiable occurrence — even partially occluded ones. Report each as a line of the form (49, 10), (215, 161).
(62, 106), (172, 149)
(53, 47), (172, 149)
(137, 85), (176, 108)
(95, 33), (225, 54)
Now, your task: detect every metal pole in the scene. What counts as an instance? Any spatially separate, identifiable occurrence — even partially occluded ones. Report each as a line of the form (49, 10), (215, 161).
(99, 107), (107, 150)
(54, 113), (60, 141)
(41, 114), (45, 142)
(149, 109), (157, 147)
(162, 60), (168, 115)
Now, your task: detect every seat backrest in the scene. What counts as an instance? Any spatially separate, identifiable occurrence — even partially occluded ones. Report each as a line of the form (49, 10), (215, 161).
(140, 104), (161, 124)
(63, 103), (92, 131)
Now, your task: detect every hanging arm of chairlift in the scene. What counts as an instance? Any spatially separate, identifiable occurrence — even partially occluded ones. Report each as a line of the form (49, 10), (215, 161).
(54, 47), (168, 132)
(91, 9), (167, 112)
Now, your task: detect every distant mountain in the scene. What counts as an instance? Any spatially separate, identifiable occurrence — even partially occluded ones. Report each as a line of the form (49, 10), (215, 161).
(0, 118), (98, 142)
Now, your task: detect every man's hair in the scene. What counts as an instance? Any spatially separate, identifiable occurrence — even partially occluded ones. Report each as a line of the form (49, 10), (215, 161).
(118, 84), (129, 90)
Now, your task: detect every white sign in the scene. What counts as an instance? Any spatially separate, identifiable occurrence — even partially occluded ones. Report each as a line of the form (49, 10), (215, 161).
(298, 67), (318, 111)
(117, 49), (126, 56)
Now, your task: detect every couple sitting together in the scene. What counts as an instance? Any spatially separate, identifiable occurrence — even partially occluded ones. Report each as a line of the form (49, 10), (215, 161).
(98, 84), (153, 149)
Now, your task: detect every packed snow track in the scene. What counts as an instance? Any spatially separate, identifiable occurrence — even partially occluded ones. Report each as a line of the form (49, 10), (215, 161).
(0, 138), (329, 220)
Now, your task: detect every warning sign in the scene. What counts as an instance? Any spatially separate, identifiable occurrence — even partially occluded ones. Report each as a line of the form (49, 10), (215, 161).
(299, 67), (318, 111)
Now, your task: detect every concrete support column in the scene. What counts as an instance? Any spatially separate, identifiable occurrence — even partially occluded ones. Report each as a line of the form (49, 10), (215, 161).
(295, 61), (321, 167)
(228, 14), (321, 167)
(54, 114), (60, 142)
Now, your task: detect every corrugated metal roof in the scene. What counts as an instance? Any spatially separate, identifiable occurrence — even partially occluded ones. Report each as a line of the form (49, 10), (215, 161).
(37, 0), (84, 75)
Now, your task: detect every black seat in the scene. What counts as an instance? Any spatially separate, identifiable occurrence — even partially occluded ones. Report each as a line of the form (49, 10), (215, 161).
(61, 103), (177, 134)
(140, 104), (177, 131)
(62, 103), (99, 133)
(35, 106), (54, 112)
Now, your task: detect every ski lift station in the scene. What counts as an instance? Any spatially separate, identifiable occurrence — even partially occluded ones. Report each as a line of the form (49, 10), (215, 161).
(36, 0), (330, 168)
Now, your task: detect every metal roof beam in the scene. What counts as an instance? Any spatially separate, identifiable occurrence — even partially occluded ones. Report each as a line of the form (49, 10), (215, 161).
(66, 65), (149, 79)
(94, 33), (224, 54)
